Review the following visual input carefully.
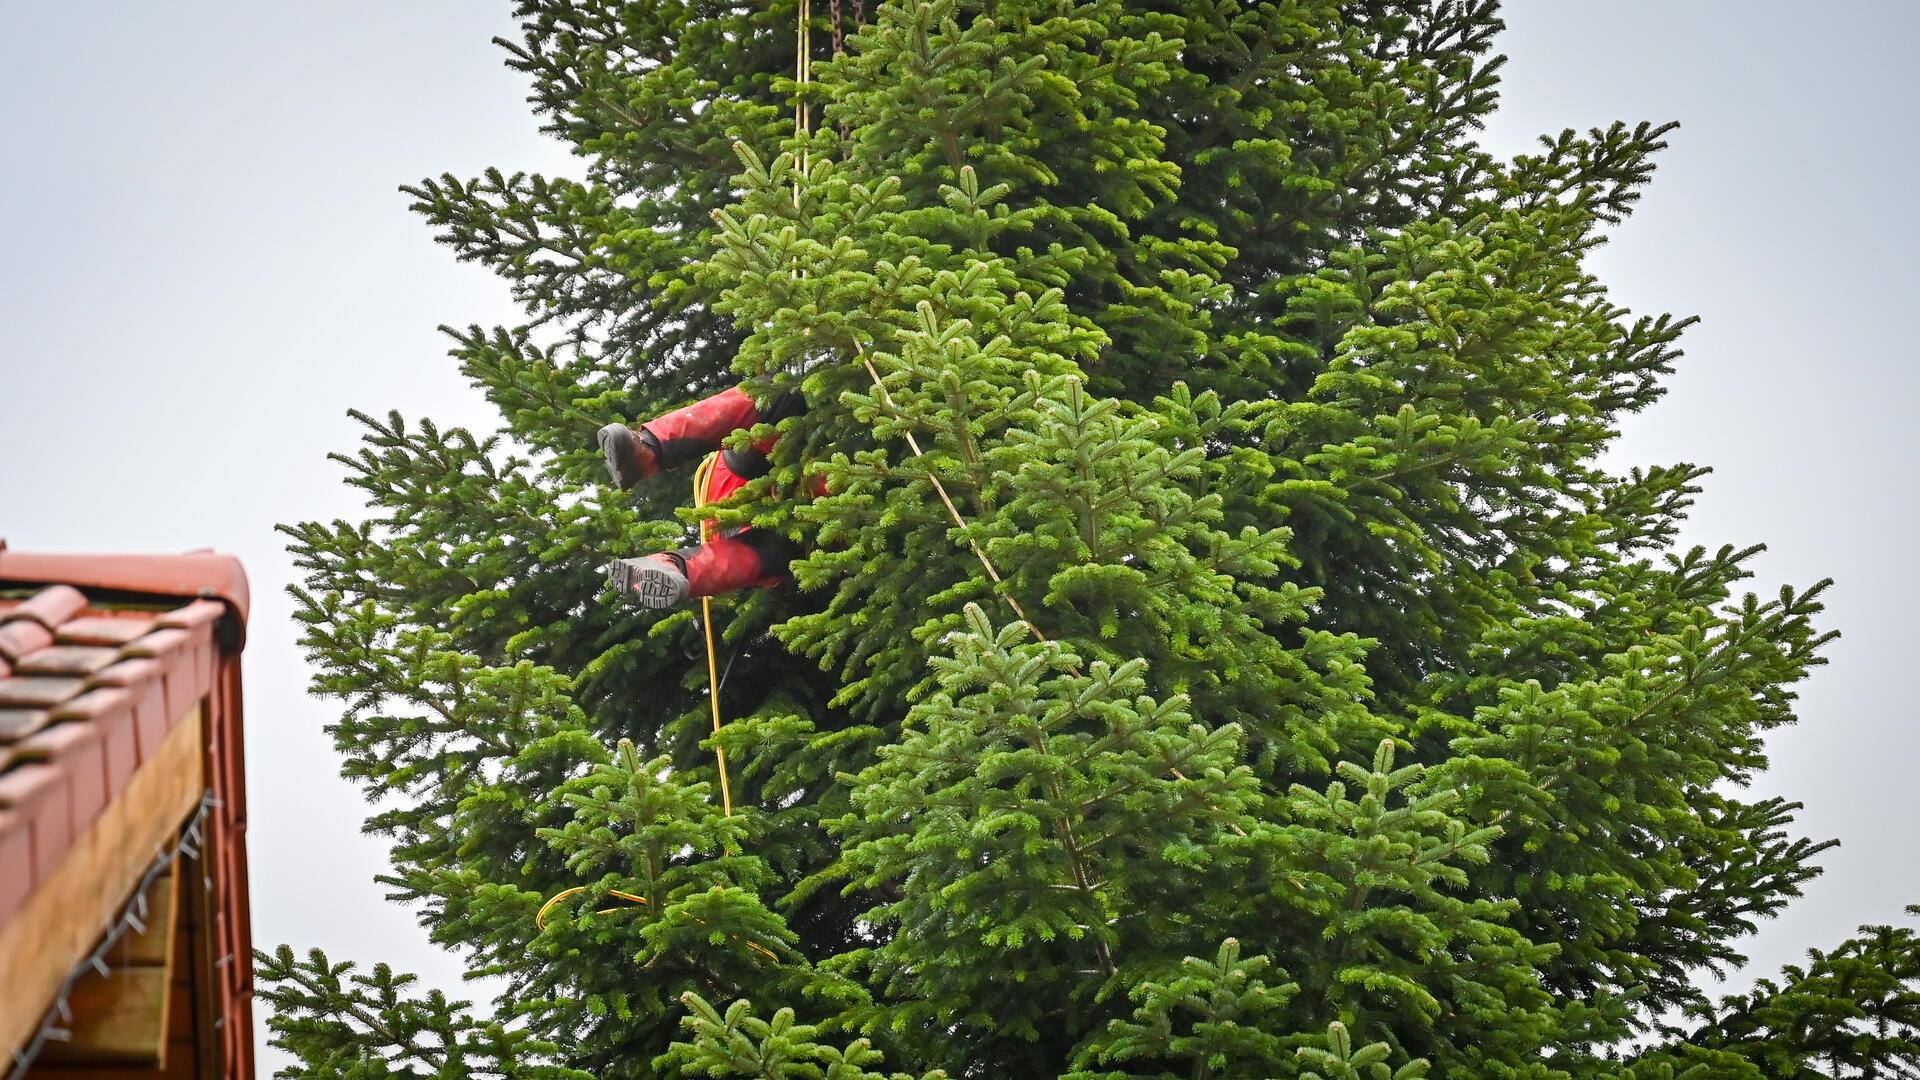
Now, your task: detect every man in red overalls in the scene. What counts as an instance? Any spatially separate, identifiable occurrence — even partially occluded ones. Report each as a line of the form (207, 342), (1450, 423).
(598, 387), (807, 608)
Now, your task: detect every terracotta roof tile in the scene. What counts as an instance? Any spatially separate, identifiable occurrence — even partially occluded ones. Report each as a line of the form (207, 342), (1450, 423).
(155, 599), (225, 632)
(123, 626), (192, 660)
(91, 694), (139, 795)
(0, 708), (53, 743)
(0, 621), (54, 664)
(87, 657), (163, 690)
(15, 645), (122, 677)
(0, 586), (181, 889)
(0, 762), (70, 883)
(0, 809), (28, 925)
(0, 676), (89, 712)
(0, 546), (255, 1075)
(52, 686), (134, 723)
(0, 586), (88, 629)
(56, 615), (158, 647)
(0, 803), (25, 910)
(0, 584), (221, 823)
(16, 722), (108, 837)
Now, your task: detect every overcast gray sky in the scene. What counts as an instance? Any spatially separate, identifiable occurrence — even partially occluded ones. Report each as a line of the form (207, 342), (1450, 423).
(2, 2), (1914, 1066)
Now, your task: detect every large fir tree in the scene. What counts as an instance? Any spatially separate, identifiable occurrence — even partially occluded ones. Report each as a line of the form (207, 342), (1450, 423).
(267, 1), (1920, 1076)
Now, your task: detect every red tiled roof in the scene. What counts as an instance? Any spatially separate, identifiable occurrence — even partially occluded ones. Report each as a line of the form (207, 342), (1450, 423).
(0, 588), (223, 863)
(0, 543), (253, 1080)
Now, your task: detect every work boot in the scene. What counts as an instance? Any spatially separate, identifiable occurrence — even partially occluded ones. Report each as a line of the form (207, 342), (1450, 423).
(608, 552), (689, 608)
(598, 423), (662, 489)
(610, 536), (792, 609)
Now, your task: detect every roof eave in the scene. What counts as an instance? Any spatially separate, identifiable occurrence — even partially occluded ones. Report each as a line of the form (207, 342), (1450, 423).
(0, 541), (251, 650)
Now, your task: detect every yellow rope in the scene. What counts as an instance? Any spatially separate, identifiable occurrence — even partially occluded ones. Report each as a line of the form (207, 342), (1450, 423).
(794, 0), (811, 208)
(535, 885), (648, 930)
(692, 452), (735, 817)
(535, 886), (781, 962)
(851, 344), (1046, 640)
(540, 0), (1225, 963)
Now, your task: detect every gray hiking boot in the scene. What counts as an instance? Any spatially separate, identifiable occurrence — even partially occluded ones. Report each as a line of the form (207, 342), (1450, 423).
(598, 423), (661, 490)
(608, 553), (690, 609)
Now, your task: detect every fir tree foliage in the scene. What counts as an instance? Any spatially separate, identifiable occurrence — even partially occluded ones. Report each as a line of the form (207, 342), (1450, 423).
(663, 994), (947, 1080)
(1075, 937), (1301, 1079)
(268, 0), (1920, 1076)
(830, 605), (1259, 1053)
(257, 947), (590, 1080)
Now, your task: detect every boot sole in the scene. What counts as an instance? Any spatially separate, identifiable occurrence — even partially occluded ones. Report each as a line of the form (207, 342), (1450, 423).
(610, 559), (688, 609)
